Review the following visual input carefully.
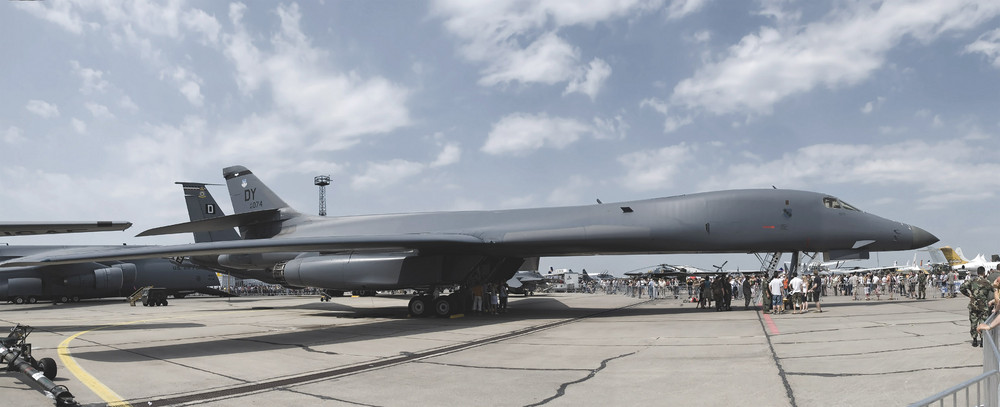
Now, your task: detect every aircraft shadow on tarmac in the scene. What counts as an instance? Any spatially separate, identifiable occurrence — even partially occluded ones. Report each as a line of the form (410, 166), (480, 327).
(59, 296), (764, 364)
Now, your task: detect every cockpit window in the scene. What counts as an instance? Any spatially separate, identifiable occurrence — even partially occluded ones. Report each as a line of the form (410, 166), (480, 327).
(823, 197), (860, 211)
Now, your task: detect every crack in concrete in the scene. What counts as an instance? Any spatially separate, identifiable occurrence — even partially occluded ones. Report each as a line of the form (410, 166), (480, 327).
(231, 337), (340, 356)
(757, 312), (798, 407)
(523, 351), (637, 406)
(781, 342), (963, 359)
(787, 364), (980, 377)
(414, 360), (592, 372)
(277, 387), (381, 406)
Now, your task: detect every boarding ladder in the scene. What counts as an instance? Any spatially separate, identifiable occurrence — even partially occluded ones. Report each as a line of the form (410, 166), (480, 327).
(127, 286), (153, 306)
(755, 252), (782, 275)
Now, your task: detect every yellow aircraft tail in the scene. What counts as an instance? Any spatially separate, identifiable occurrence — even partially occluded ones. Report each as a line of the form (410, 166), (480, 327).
(940, 246), (967, 266)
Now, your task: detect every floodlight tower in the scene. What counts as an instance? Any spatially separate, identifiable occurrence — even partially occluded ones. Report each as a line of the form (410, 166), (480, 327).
(314, 175), (331, 216)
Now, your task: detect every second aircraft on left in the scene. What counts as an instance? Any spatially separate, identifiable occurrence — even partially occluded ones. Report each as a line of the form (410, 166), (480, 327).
(0, 220), (229, 304)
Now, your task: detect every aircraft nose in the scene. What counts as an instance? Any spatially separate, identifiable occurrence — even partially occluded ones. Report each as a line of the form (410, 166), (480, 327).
(910, 225), (938, 249)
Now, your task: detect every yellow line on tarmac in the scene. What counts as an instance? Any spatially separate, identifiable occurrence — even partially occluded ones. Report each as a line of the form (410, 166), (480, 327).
(58, 319), (160, 407)
(58, 309), (260, 406)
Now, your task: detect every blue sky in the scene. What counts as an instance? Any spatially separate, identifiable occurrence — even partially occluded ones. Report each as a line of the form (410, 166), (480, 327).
(2, 0), (999, 275)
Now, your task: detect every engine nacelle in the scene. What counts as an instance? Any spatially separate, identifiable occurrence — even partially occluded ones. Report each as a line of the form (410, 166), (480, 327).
(272, 253), (446, 290)
(65, 263), (138, 290)
(2, 277), (42, 297)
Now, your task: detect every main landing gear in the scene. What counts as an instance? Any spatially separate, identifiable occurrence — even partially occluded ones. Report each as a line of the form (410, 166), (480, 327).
(408, 292), (460, 318)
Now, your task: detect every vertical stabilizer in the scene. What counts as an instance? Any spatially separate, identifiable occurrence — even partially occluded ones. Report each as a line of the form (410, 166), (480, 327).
(940, 246), (967, 265)
(176, 182), (241, 243)
(955, 248), (970, 262)
(223, 166), (290, 214)
(926, 247), (947, 265)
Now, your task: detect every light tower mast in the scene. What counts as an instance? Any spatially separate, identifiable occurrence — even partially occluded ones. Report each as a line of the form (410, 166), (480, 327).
(314, 175), (331, 216)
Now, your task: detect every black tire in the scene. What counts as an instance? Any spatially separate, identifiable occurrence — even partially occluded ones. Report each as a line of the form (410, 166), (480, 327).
(14, 297), (25, 305)
(37, 357), (57, 380)
(143, 299), (149, 306)
(433, 297), (453, 317)
(161, 299), (168, 306)
(71, 296), (80, 302)
(408, 296), (429, 317)
(27, 296), (38, 304)
(58, 296), (69, 303)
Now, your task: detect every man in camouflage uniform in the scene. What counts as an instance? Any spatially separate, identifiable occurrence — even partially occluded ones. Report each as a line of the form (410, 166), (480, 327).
(917, 271), (927, 299)
(960, 269), (993, 347)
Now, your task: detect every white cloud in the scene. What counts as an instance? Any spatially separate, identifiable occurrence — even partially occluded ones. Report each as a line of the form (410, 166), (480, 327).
(640, 97), (692, 132)
(479, 31), (580, 87)
(2, 126), (26, 144)
(71, 118), (87, 134)
(669, 0), (1000, 117)
(564, 58), (612, 100)
(70, 60), (109, 94)
(85, 102), (115, 119)
(689, 30), (712, 44)
(222, 3), (411, 150)
(13, 1), (90, 34)
(351, 159), (427, 190)
(618, 144), (694, 191)
(25, 100), (60, 118)
(591, 115), (628, 140)
(160, 66), (204, 107)
(481, 112), (591, 155)
(182, 8), (221, 45)
(666, 0), (711, 20)
(699, 138), (1000, 208)
(434, 0), (660, 89)
(347, 139), (463, 189)
(119, 95), (139, 112)
(431, 143), (461, 167)
(965, 28), (1000, 68)
(861, 97), (885, 114)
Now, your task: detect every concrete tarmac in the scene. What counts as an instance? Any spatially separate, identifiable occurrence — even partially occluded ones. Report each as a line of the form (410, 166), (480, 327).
(0, 290), (982, 406)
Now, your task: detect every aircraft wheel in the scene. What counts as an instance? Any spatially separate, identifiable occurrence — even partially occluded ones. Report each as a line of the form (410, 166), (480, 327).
(13, 297), (25, 305)
(433, 297), (453, 317)
(27, 296), (38, 304)
(408, 296), (429, 317)
(36, 357), (57, 380)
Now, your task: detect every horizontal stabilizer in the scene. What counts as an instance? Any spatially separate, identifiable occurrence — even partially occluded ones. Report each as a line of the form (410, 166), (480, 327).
(137, 210), (283, 237)
(0, 221), (132, 236)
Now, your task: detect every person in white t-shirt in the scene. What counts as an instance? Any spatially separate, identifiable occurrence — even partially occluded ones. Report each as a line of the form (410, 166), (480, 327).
(789, 274), (804, 314)
(769, 274), (785, 314)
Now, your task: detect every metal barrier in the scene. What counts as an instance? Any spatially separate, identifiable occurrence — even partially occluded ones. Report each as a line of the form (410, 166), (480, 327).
(910, 314), (1000, 407)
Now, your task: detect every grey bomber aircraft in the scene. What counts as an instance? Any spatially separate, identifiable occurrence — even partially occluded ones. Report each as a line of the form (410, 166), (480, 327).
(1, 165), (939, 316)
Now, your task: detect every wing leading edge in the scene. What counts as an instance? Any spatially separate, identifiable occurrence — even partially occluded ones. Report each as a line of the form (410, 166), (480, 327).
(0, 221), (132, 236)
(0, 233), (487, 267)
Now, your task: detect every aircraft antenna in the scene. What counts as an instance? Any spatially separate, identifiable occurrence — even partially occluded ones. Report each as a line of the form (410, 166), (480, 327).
(314, 175), (331, 216)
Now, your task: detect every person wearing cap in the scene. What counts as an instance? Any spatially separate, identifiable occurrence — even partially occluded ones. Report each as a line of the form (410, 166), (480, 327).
(961, 268), (992, 347)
